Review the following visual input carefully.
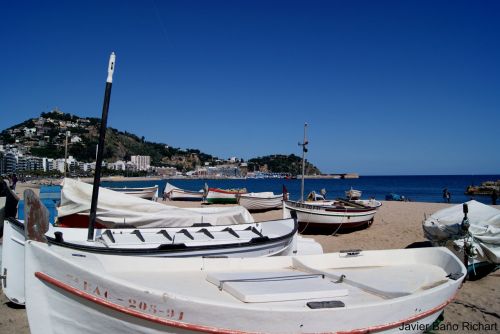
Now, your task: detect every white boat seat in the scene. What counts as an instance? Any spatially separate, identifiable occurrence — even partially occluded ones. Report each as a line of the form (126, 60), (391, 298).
(206, 271), (349, 303)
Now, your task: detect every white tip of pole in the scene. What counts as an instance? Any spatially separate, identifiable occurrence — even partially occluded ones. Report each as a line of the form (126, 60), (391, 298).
(106, 52), (116, 83)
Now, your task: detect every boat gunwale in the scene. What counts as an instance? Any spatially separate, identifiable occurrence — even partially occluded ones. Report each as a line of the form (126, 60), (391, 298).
(208, 188), (246, 195)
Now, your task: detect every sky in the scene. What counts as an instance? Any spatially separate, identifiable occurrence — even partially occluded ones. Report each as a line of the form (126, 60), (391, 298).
(0, 0), (499, 175)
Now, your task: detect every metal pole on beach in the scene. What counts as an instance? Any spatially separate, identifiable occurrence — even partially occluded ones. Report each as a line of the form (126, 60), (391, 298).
(299, 123), (308, 202)
(64, 131), (70, 177)
(87, 52), (116, 241)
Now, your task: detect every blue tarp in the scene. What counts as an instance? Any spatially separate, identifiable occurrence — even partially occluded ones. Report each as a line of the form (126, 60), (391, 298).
(18, 198), (58, 225)
(39, 185), (62, 200)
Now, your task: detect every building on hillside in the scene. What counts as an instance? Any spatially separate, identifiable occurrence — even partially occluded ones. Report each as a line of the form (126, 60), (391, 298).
(23, 127), (37, 137)
(70, 135), (82, 143)
(153, 166), (177, 177)
(54, 159), (66, 173)
(109, 160), (127, 171)
(131, 155), (151, 171)
(0, 152), (4, 174)
(43, 158), (54, 172)
(206, 165), (242, 178)
(26, 156), (44, 171)
(4, 152), (17, 173)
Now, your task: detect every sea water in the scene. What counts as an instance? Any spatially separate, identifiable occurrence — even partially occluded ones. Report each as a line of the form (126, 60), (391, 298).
(102, 174), (499, 204)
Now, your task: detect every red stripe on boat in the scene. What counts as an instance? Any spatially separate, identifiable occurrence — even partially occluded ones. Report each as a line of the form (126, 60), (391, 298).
(35, 271), (455, 334)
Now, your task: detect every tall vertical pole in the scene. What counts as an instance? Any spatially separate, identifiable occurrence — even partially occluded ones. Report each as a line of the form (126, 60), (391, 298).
(299, 123), (308, 202)
(64, 131), (69, 177)
(88, 52), (116, 241)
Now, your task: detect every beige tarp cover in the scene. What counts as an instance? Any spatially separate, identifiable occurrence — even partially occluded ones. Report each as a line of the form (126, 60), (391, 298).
(58, 178), (254, 228)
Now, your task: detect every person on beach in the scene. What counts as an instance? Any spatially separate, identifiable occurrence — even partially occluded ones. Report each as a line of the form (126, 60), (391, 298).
(492, 190), (498, 205)
(442, 188), (451, 203)
(11, 173), (18, 190)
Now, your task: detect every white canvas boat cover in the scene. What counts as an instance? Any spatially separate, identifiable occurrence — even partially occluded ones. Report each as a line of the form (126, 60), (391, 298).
(423, 200), (500, 263)
(58, 179), (254, 228)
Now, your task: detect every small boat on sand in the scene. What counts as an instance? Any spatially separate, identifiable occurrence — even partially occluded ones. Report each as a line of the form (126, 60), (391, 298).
(237, 192), (285, 211)
(345, 187), (362, 200)
(107, 185), (159, 200)
(205, 188), (247, 204)
(164, 183), (204, 201)
(284, 198), (382, 232)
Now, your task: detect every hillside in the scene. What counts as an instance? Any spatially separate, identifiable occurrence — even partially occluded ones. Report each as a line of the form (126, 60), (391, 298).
(247, 154), (321, 175)
(1, 110), (321, 174)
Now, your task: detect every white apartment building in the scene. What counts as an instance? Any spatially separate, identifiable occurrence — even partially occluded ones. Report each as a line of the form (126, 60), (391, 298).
(130, 155), (151, 171)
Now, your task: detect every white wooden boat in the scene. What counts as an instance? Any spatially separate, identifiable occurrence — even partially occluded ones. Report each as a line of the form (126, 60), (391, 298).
(107, 185), (159, 200)
(237, 192), (284, 211)
(25, 237), (465, 334)
(345, 187), (362, 200)
(164, 183), (204, 201)
(284, 199), (382, 232)
(205, 188), (247, 204)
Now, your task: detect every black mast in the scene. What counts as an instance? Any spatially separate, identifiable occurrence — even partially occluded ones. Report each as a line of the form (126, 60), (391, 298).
(298, 123), (308, 202)
(87, 52), (116, 241)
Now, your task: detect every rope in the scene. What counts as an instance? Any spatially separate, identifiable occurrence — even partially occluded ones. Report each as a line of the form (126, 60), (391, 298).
(297, 202), (347, 235)
(329, 205), (347, 236)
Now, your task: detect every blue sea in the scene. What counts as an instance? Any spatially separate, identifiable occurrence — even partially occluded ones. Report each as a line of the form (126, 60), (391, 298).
(102, 175), (500, 205)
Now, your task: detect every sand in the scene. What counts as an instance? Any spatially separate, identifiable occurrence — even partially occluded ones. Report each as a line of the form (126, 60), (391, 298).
(1, 183), (499, 333)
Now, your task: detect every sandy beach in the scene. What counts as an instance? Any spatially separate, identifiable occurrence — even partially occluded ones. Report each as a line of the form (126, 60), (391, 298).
(1, 183), (499, 333)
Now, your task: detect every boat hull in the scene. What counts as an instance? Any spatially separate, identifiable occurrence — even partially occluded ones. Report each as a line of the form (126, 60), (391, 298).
(108, 186), (159, 200)
(205, 189), (245, 204)
(25, 243), (465, 334)
(168, 189), (204, 201)
(238, 194), (283, 211)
